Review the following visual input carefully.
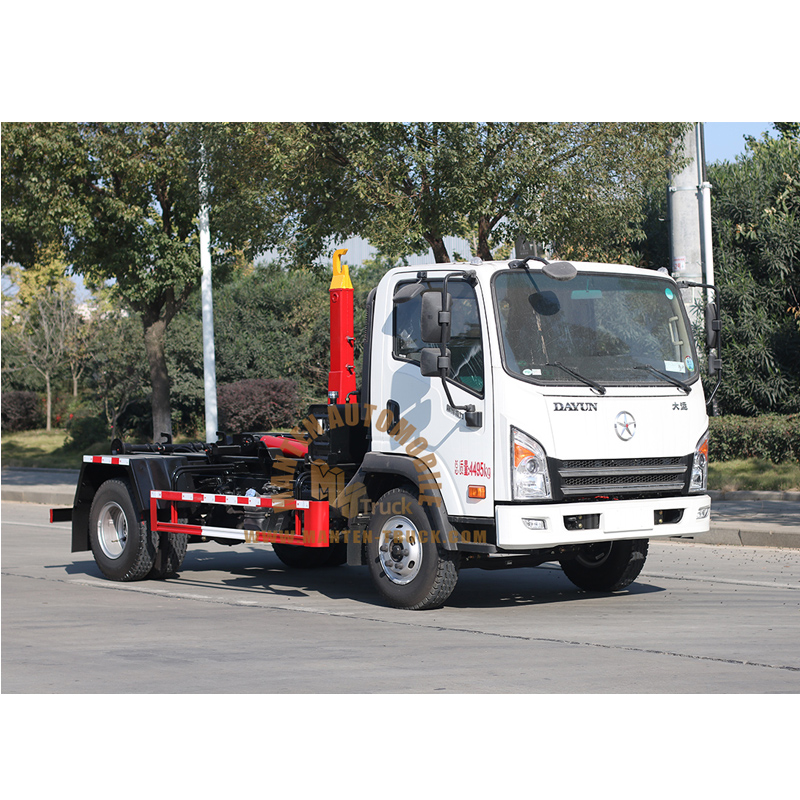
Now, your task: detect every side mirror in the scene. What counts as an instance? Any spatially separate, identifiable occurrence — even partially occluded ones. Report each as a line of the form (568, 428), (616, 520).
(420, 290), (452, 343)
(420, 347), (451, 377)
(705, 301), (721, 350)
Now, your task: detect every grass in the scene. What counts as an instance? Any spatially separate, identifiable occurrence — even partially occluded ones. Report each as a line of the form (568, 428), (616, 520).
(708, 459), (800, 492)
(2, 429), (799, 490)
(1, 429), (109, 470)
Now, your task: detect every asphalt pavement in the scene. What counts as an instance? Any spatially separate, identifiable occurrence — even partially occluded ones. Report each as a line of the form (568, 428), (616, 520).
(2, 466), (799, 548)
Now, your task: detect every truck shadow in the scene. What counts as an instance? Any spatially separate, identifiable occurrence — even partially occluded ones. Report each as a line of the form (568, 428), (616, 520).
(61, 546), (666, 610)
(446, 565), (664, 609)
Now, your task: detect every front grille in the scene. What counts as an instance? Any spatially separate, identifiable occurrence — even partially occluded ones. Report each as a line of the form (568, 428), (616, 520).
(559, 456), (685, 470)
(552, 456), (689, 499)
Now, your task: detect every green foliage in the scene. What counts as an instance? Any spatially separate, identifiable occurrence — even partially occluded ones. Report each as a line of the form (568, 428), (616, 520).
(162, 310), (205, 436)
(774, 122), (800, 140)
(1, 283), (82, 429)
(264, 122), (688, 265)
(210, 263), (331, 406)
(709, 134), (800, 415)
(1, 122), (284, 439)
(86, 308), (151, 439)
(709, 414), (800, 463)
(162, 254), (393, 432)
(65, 414), (110, 450)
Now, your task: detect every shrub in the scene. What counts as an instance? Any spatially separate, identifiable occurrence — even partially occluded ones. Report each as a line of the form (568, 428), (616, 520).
(709, 414), (800, 463)
(218, 379), (301, 433)
(65, 414), (110, 451)
(1, 391), (45, 431)
(116, 399), (154, 443)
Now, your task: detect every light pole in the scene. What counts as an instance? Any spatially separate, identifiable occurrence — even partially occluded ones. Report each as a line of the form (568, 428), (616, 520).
(198, 142), (218, 442)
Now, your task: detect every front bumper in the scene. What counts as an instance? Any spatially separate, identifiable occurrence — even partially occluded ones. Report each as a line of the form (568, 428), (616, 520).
(495, 494), (711, 549)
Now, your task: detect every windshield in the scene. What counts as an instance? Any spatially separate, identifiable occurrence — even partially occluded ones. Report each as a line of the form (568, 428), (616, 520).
(493, 269), (698, 388)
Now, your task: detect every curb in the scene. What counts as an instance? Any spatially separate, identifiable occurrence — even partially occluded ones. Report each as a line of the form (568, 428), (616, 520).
(687, 530), (800, 549)
(709, 489), (800, 503)
(668, 527), (800, 549)
(2, 468), (79, 508)
(2, 488), (76, 506)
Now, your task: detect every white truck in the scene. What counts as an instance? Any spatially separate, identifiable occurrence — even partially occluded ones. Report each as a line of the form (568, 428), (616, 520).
(53, 252), (721, 610)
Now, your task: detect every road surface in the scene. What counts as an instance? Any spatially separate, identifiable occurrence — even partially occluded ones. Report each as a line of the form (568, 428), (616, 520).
(3, 500), (799, 694)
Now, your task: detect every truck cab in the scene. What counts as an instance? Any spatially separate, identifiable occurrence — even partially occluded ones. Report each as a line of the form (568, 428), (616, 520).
(353, 258), (713, 606)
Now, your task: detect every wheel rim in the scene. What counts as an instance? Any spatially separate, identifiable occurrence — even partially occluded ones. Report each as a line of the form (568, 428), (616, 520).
(96, 501), (128, 559)
(576, 542), (613, 568)
(377, 515), (423, 585)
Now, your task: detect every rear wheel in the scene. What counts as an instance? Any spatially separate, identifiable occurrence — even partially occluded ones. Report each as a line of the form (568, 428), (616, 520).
(148, 532), (188, 578)
(89, 479), (156, 581)
(559, 538), (649, 591)
(366, 488), (460, 610)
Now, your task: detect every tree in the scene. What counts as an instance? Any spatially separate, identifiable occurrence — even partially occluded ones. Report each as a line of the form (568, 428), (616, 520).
(774, 122), (800, 140)
(1, 242), (80, 399)
(264, 122), (689, 264)
(3, 285), (77, 430)
(211, 263), (331, 406)
(1, 122), (280, 440)
(87, 308), (150, 440)
(709, 131), (800, 415)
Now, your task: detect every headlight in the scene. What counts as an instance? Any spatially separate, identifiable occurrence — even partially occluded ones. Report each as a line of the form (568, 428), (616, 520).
(511, 427), (551, 500)
(689, 430), (709, 493)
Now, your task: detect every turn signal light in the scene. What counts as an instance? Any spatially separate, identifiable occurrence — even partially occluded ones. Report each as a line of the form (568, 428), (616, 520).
(468, 485), (486, 499)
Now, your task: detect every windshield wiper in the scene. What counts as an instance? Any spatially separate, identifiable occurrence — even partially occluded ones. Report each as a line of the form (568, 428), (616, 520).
(546, 361), (606, 395)
(634, 363), (691, 394)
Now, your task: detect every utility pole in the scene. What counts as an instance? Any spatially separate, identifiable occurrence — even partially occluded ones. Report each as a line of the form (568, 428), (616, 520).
(668, 123), (715, 325)
(198, 143), (218, 442)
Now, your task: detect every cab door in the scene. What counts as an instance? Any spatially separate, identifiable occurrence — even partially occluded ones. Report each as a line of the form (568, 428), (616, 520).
(371, 273), (494, 520)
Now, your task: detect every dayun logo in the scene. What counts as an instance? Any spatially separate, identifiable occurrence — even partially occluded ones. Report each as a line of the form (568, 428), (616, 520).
(552, 401), (598, 411)
(614, 411), (636, 441)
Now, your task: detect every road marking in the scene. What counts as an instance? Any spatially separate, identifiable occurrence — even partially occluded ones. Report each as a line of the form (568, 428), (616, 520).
(2, 520), (71, 529)
(642, 571), (800, 590)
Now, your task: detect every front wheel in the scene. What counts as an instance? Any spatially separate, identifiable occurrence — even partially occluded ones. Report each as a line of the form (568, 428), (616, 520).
(88, 479), (156, 581)
(559, 538), (649, 592)
(366, 488), (459, 610)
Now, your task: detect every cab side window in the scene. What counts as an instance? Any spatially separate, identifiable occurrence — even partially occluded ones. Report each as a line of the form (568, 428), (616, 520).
(393, 280), (484, 394)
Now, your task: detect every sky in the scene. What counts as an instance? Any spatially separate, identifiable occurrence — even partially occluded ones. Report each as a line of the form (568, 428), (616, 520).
(702, 122), (777, 164)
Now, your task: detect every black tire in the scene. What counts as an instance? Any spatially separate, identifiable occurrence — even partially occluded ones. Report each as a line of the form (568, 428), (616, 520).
(148, 532), (188, 579)
(88, 479), (156, 581)
(366, 488), (460, 610)
(272, 542), (344, 569)
(559, 538), (649, 592)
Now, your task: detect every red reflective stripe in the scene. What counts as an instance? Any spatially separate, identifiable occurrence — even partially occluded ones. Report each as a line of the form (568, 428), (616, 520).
(84, 455), (130, 465)
(149, 490), (329, 548)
